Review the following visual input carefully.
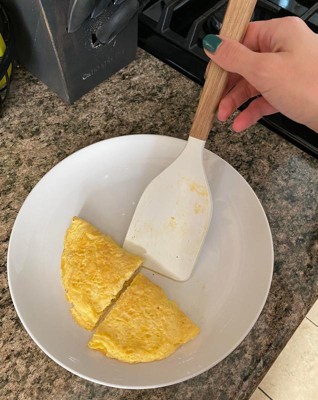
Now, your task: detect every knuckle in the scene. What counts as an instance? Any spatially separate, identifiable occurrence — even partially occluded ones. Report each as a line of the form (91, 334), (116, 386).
(244, 83), (257, 99)
(252, 99), (263, 117)
(227, 93), (237, 111)
(247, 21), (260, 35)
(283, 16), (306, 29)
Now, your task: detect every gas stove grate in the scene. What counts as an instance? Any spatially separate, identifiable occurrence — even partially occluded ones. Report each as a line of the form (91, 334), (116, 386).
(138, 0), (318, 157)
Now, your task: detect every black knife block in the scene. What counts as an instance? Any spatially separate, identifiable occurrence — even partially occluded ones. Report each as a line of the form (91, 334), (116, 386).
(2, 0), (138, 103)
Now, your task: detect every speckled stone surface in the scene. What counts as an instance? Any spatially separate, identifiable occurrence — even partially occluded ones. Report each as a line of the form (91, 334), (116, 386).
(1, 49), (317, 400)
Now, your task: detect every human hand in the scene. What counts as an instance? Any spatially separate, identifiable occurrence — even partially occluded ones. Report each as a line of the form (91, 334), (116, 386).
(203, 17), (318, 133)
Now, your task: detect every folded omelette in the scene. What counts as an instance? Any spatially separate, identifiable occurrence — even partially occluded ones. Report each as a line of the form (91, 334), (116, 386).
(61, 217), (143, 330)
(88, 273), (200, 363)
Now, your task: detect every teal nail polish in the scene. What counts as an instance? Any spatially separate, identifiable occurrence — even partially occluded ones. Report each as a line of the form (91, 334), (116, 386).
(203, 34), (222, 53)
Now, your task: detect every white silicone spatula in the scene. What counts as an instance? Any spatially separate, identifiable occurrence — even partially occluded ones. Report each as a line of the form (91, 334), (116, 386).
(124, 0), (257, 281)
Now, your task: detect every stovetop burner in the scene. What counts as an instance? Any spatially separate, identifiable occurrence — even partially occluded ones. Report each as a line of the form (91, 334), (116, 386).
(138, 0), (318, 157)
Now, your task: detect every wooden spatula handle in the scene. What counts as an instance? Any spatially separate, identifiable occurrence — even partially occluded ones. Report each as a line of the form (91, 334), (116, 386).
(189, 0), (257, 141)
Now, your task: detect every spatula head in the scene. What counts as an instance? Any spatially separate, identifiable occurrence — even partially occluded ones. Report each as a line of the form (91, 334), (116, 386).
(124, 137), (212, 281)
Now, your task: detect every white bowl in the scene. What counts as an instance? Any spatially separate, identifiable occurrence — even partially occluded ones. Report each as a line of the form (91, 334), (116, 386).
(8, 135), (273, 389)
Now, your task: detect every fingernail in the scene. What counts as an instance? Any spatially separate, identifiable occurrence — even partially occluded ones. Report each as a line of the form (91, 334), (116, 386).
(203, 34), (222, 53)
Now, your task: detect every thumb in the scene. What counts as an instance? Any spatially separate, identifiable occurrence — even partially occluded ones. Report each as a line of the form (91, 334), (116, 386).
(203, 34), (265, 86)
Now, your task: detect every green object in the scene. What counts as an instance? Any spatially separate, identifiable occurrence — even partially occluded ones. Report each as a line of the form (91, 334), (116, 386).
(203, 34), (222, 53)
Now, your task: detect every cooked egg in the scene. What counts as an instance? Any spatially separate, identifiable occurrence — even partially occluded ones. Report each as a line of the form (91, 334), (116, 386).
(88, 273), (199, 363)
(61, 217), (143, 330)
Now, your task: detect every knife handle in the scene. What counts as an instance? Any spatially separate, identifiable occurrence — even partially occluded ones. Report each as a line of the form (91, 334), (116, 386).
(96, 0), (139, 44)
(189, 0), (257, 141)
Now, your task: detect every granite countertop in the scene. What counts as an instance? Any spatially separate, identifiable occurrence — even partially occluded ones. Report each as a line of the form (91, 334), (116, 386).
(1, 49), (317, 400)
